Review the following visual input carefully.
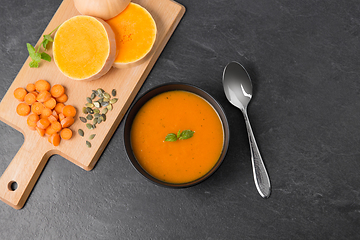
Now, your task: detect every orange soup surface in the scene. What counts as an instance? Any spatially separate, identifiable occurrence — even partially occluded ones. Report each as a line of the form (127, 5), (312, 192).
(130, 90), (224, 184)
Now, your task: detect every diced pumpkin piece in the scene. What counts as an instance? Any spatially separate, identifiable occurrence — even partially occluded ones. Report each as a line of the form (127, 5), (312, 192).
(53, 15), (116, 80)
(106, 3), (157, 68)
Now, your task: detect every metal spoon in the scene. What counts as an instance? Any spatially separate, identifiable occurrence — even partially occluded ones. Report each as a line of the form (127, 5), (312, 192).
(222, 61), (271, 198)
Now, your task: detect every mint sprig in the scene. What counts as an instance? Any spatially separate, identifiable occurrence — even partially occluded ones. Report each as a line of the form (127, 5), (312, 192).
(26, 26), (59, 68)
(165, 130), (194, 142)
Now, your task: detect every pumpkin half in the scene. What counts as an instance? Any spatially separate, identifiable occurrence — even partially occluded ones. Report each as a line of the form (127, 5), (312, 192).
(106, 3), (157, 68)
(53, 15), (116, 81)
(73, 0), (130, 21)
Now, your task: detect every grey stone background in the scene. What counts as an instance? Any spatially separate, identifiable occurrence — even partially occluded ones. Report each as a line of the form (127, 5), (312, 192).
(1, 0), (359, 239)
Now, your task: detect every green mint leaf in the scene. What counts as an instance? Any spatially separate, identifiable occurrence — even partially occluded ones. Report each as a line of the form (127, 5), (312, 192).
(177, 129), (181, 138)
(42, 34), (54, 50)
(29, 60), (39, 68)
(165, 133), (177, 142)
(32, 52), (41, 62)
(42, 39), (49, 50)
(27, 27), (58, 68)
(43, 34), (54, 42)
(41, 52), (51, 62)
(26, 43), (35, 57)
(179, 130), (194, 140)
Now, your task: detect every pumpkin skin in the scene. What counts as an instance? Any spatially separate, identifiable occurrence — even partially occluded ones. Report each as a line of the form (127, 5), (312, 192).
(73, 0), (131, 20)
(53, 15), (116, 81)
(106, 3), (157, 68)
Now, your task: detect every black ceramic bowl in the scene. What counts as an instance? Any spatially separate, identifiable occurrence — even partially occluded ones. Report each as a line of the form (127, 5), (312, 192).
(124, 83), (230, 188)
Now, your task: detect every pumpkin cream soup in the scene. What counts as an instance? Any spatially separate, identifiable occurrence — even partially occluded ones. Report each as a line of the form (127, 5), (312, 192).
(130, 90), (224, 184)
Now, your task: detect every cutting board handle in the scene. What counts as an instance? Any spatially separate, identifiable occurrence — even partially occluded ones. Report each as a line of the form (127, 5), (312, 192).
(0, 139), (51, 209)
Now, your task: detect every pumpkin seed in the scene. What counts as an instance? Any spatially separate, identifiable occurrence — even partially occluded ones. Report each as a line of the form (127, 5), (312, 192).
(93, 101), (101, 108)
(103, 98), (110, 102)
(101, 101), (109, 107)
(86, 114), (93, 120)
(86, 123), (93, 129)
(107, 104), (113, 111)
(79, 117), (87, 123)
(97, 117), (102, 124)
(102, 108), (108, 114)
(98, 98), (103, 104)
(86, 141), (91, 148)
(89, 134), (96, 140)
(82, 107), (88, 114)
(86, 103), (94, 108)
(93, 117), (98, 124)
(111, 89), (116, 97)
(97, 88), (104, 94)
(86, 107), (94, 114)
(103, 93), (111, 99)
(94, 113), (100, 118)
(91, 92), (96, 99)
(110, 98), (118, 104)
(101, 114), (106, 122)
(86, 97), (92, 103)
(78, 129), (84, 137)
(93, 108), (100, 114)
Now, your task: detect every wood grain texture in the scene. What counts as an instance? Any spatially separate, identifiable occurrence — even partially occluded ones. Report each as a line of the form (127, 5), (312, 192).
(0, 0), (185, 209)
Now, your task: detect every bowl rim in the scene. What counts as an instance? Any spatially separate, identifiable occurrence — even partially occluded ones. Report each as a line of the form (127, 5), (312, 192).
(123, 82), (230, 188)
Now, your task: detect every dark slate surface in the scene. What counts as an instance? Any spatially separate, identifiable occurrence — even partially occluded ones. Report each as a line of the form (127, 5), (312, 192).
(1, 0), (360, 239)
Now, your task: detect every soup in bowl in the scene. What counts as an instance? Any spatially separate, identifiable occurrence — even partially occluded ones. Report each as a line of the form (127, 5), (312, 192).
(124, 83), (230, 187)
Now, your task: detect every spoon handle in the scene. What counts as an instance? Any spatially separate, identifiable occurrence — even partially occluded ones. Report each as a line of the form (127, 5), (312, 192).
(242, 110), (271, 198)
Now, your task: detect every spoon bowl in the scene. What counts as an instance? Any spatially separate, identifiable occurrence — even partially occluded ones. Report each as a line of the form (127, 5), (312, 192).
(222, 61), (271, 198)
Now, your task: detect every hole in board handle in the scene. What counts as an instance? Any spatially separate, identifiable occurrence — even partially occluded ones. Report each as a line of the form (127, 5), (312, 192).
(8, 181), (18, 191)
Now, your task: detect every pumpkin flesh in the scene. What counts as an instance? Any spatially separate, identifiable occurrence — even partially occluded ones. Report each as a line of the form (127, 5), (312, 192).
(106, 3), (157, 68)
(53, 16), (116, 80)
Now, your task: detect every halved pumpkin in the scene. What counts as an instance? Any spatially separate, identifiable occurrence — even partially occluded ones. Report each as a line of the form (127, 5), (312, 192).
(73, 0), (131, 21)
(53, 15), (116, 81)
(106, 3), (157, 68)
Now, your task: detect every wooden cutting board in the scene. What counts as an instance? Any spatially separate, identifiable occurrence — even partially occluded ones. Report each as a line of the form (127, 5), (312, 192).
(0, 0), (185, 209)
